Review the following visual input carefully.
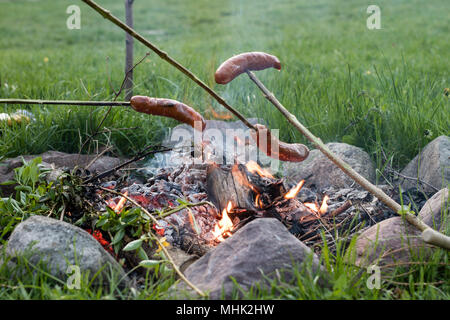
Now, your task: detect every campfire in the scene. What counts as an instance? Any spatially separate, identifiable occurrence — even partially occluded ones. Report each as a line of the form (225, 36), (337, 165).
(96, 155), (368, 258)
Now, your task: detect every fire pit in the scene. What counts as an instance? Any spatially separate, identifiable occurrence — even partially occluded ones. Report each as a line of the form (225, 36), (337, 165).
(96, 146), (401, 259)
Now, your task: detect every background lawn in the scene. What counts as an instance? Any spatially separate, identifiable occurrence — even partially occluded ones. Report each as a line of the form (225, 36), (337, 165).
(0, 0), (449, 300)
(0, 0), (448, 170)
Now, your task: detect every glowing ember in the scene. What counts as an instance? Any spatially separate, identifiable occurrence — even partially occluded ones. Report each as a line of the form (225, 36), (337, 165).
(111, 191), (128, 214)
(245, 160), (274, 179)
(284, 180), (305, 199)
(212, 201), (234, 242)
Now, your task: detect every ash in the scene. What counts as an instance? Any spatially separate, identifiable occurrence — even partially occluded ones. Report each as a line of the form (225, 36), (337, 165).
(104, 163), (219, 253)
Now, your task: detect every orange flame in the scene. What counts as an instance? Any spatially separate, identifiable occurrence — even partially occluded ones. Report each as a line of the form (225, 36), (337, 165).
(245, 160), (274, 179)
(112, 191), (128, 214)
(319, 195), (329, 214)
(304, 195), (329, 216)
(304, 203), (317, 211)
(212, 201), (234, 242)
(254, 193), (261, 207)
(284, 180), (305, 199)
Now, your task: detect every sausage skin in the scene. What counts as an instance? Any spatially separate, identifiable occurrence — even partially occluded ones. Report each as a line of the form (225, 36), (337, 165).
(130, 96), (206, 131)
(250, 124), (309, 162)
(215, 52), (281, 84)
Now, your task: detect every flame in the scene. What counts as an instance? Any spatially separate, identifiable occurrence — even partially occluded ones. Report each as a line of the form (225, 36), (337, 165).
(319, 195), (329, 214)
(304, 202), (319, 212)
(284, 180), (305, 199)
(304, 195), (329, 216)
(254, 193), (261, 207)
(112, 191), (128, 214)
(245, 161), (274, 179)
(212, 201), (234, 242)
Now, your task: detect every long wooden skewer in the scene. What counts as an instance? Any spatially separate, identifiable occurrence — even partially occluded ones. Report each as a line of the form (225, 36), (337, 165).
(0, 99), (130, 107)
(246, 70), (450, 250)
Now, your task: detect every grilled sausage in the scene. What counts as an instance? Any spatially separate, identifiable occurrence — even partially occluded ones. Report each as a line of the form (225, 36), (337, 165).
(130, 95), (206, 131)
(215, 52), (281, 84)
(250, 124), (309, 162)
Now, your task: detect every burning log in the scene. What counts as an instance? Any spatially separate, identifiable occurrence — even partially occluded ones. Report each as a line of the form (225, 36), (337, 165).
(206, 162), (285, 214)
(206, 161), (330, 238)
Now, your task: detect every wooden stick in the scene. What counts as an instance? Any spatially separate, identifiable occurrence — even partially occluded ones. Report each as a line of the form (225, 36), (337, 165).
(0, 99), (130, 107)
(81, 0), (256, 131)
(150, 229), (206, 297)
(246, 70), (450, 250)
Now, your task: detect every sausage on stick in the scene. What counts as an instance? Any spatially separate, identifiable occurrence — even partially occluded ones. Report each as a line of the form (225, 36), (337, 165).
(130, 95), (206, 131)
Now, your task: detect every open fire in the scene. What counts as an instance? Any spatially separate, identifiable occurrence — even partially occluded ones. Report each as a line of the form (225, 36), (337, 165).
(212, 201), (234, 242)
(208, 161), (330, 242)
(100, 159), (335, 251)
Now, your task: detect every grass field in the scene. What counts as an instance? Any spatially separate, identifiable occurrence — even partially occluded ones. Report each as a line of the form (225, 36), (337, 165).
(0, 0), (448, 169)
(0, 0), (449, 301)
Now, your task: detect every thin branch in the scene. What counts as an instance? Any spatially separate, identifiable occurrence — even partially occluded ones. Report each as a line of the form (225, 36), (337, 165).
(85, 146), (113, 170)
(155, 201), (215, 220)
(384, 167), (439, 193)
(150, 229), (206, 297)
(84, 145), (172, 183)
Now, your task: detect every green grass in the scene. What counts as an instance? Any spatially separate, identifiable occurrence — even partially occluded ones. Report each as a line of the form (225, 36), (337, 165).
(1, 231), (449, 300)
(0, 0), (448, 167)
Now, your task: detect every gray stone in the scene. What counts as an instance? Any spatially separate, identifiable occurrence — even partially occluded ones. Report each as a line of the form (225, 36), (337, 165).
(353, 188), (449, 266)
(400, 135), (450, 193)
(173, 218), (321, 299)
(0, 151), (125, 196)
(5, 216), (127, 285)
(283, 142), (376, 189)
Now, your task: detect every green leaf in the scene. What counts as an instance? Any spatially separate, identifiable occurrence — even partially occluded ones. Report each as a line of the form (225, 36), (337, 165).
(95, 217), (108, 228)
(0, 180), (16, 186)
(137, 247), (149, 261)
(122, 239), (143, 251)
(121, 212), (139, 225)
(111, 228), (125, 245)
(139, 260), (163, 268)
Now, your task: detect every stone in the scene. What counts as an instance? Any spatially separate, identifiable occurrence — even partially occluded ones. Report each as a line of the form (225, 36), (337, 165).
(173, 218), (321, 299)
(400, 135), (450, 193)
(283, 142), (376, 189)
(0, 151), (125, 196)
(353, 188), (449, 266)
(5, 216), (127, 286)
